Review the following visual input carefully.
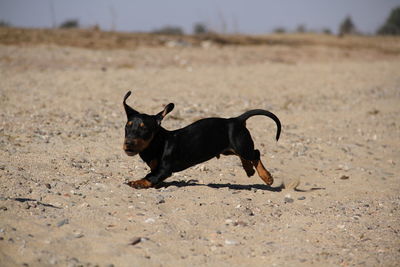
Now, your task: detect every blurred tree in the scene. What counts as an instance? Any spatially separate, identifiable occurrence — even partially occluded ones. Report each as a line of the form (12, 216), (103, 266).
(193, 23), (208, 35)
(339, 16), (357, 35)
(152, 26), (184, 35)
(377, 6), (400, 35)
(0, 20), (11, 27)
(59, 19), (79, 29)
(296, 24), (306, 33)
(273, 27), (286, 34)
(322, 28), (332, 35)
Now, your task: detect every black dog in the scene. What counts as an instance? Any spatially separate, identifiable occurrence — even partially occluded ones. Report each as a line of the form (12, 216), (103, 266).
(123, 91), (281, 189)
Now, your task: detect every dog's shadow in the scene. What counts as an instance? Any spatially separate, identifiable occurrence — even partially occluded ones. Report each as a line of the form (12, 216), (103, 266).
(157, 179), (325, 192)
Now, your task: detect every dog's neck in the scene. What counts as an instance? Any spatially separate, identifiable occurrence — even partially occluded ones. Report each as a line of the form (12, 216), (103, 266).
(139, 127), (168, 162)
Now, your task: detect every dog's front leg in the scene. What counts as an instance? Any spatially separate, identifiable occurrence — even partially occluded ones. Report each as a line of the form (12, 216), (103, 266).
(127, 167), (172, 189)
(145, 167), (172, 185)
(126, 178), (153, 189)
(127, 148), (174, 189)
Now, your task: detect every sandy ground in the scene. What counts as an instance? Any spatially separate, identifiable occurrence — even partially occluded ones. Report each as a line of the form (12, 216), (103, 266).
(0, 37), (400, 267)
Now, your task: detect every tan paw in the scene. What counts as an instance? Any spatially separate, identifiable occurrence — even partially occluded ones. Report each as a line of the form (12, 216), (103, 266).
(127, 179), (153, 189)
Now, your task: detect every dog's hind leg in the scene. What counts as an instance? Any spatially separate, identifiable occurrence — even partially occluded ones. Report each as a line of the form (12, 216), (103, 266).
(230, 127), (273, 185)
(251, 156), (273, 185)
(240, 148), (273, 185)
(239, 157), (256, 177)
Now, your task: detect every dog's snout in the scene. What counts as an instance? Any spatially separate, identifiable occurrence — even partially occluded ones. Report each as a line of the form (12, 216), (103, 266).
(123, 135), (153, 156)
(123, 138), (140, 156)
(124, 139), (138, 146)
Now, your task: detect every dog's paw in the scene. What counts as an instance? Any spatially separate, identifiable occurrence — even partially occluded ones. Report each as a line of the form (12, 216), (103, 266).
(265, 176), (274, 186)
(261, 170), (274, 186)
(127, 179), (153, 189)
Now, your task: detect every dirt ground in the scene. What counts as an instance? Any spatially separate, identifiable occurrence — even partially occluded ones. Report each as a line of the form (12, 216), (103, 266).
(0, 31), (399, 266)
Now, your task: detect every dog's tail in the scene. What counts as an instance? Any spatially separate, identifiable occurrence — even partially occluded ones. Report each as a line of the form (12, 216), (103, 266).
(236, 109), (281, 141)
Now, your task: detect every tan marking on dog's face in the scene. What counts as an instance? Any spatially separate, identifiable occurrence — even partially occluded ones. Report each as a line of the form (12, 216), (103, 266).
(127, 121), (133, 126)
(139, 122), (145, 127)
(123, 134), (154, 156)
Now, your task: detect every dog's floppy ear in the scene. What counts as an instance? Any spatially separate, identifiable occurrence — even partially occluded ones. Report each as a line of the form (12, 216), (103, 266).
(123, 91), (139, 119)
(155, 103), (174, 124)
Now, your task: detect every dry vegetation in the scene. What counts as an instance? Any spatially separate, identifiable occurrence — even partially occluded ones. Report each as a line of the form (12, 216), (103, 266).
(1, 27), (400, 54)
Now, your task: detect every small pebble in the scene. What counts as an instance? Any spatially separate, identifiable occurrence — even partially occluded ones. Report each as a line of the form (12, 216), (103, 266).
(284, 197), (294, 203)
(244, 207), (255, 216)
(57, 218), (69, 227)
(129, 237), (142, 246)
(74, 232), (84, 238)
(225, 219), (233, 224)
(225, 239), (239, 245)
(156, 195), (165, 204)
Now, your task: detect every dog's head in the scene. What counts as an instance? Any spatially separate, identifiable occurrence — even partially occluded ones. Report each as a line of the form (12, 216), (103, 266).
(123, 91), (174, 156)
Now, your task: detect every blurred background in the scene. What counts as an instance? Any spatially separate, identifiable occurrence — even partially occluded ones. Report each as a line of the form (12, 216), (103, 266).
(0, 0), (399, 35)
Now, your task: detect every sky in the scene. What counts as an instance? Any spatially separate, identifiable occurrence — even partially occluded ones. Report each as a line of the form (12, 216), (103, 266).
(0, 0), (399, 34)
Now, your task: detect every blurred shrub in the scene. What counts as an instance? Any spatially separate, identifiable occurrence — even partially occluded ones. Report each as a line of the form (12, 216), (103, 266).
(59, 19), (79, 29)
(152, 26), (184, 35)
(0, 20), (11, 27)
(193, 23), (208, 35)
(273, 27), (286, 34)
(296, 24), (306, 33)
(377, 6), (400, 35)
(322, 28), (332, 35)
(339, 16), (357, 35)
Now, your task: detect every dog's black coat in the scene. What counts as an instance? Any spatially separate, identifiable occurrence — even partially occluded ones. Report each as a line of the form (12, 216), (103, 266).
(123, 91), (281, 188)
